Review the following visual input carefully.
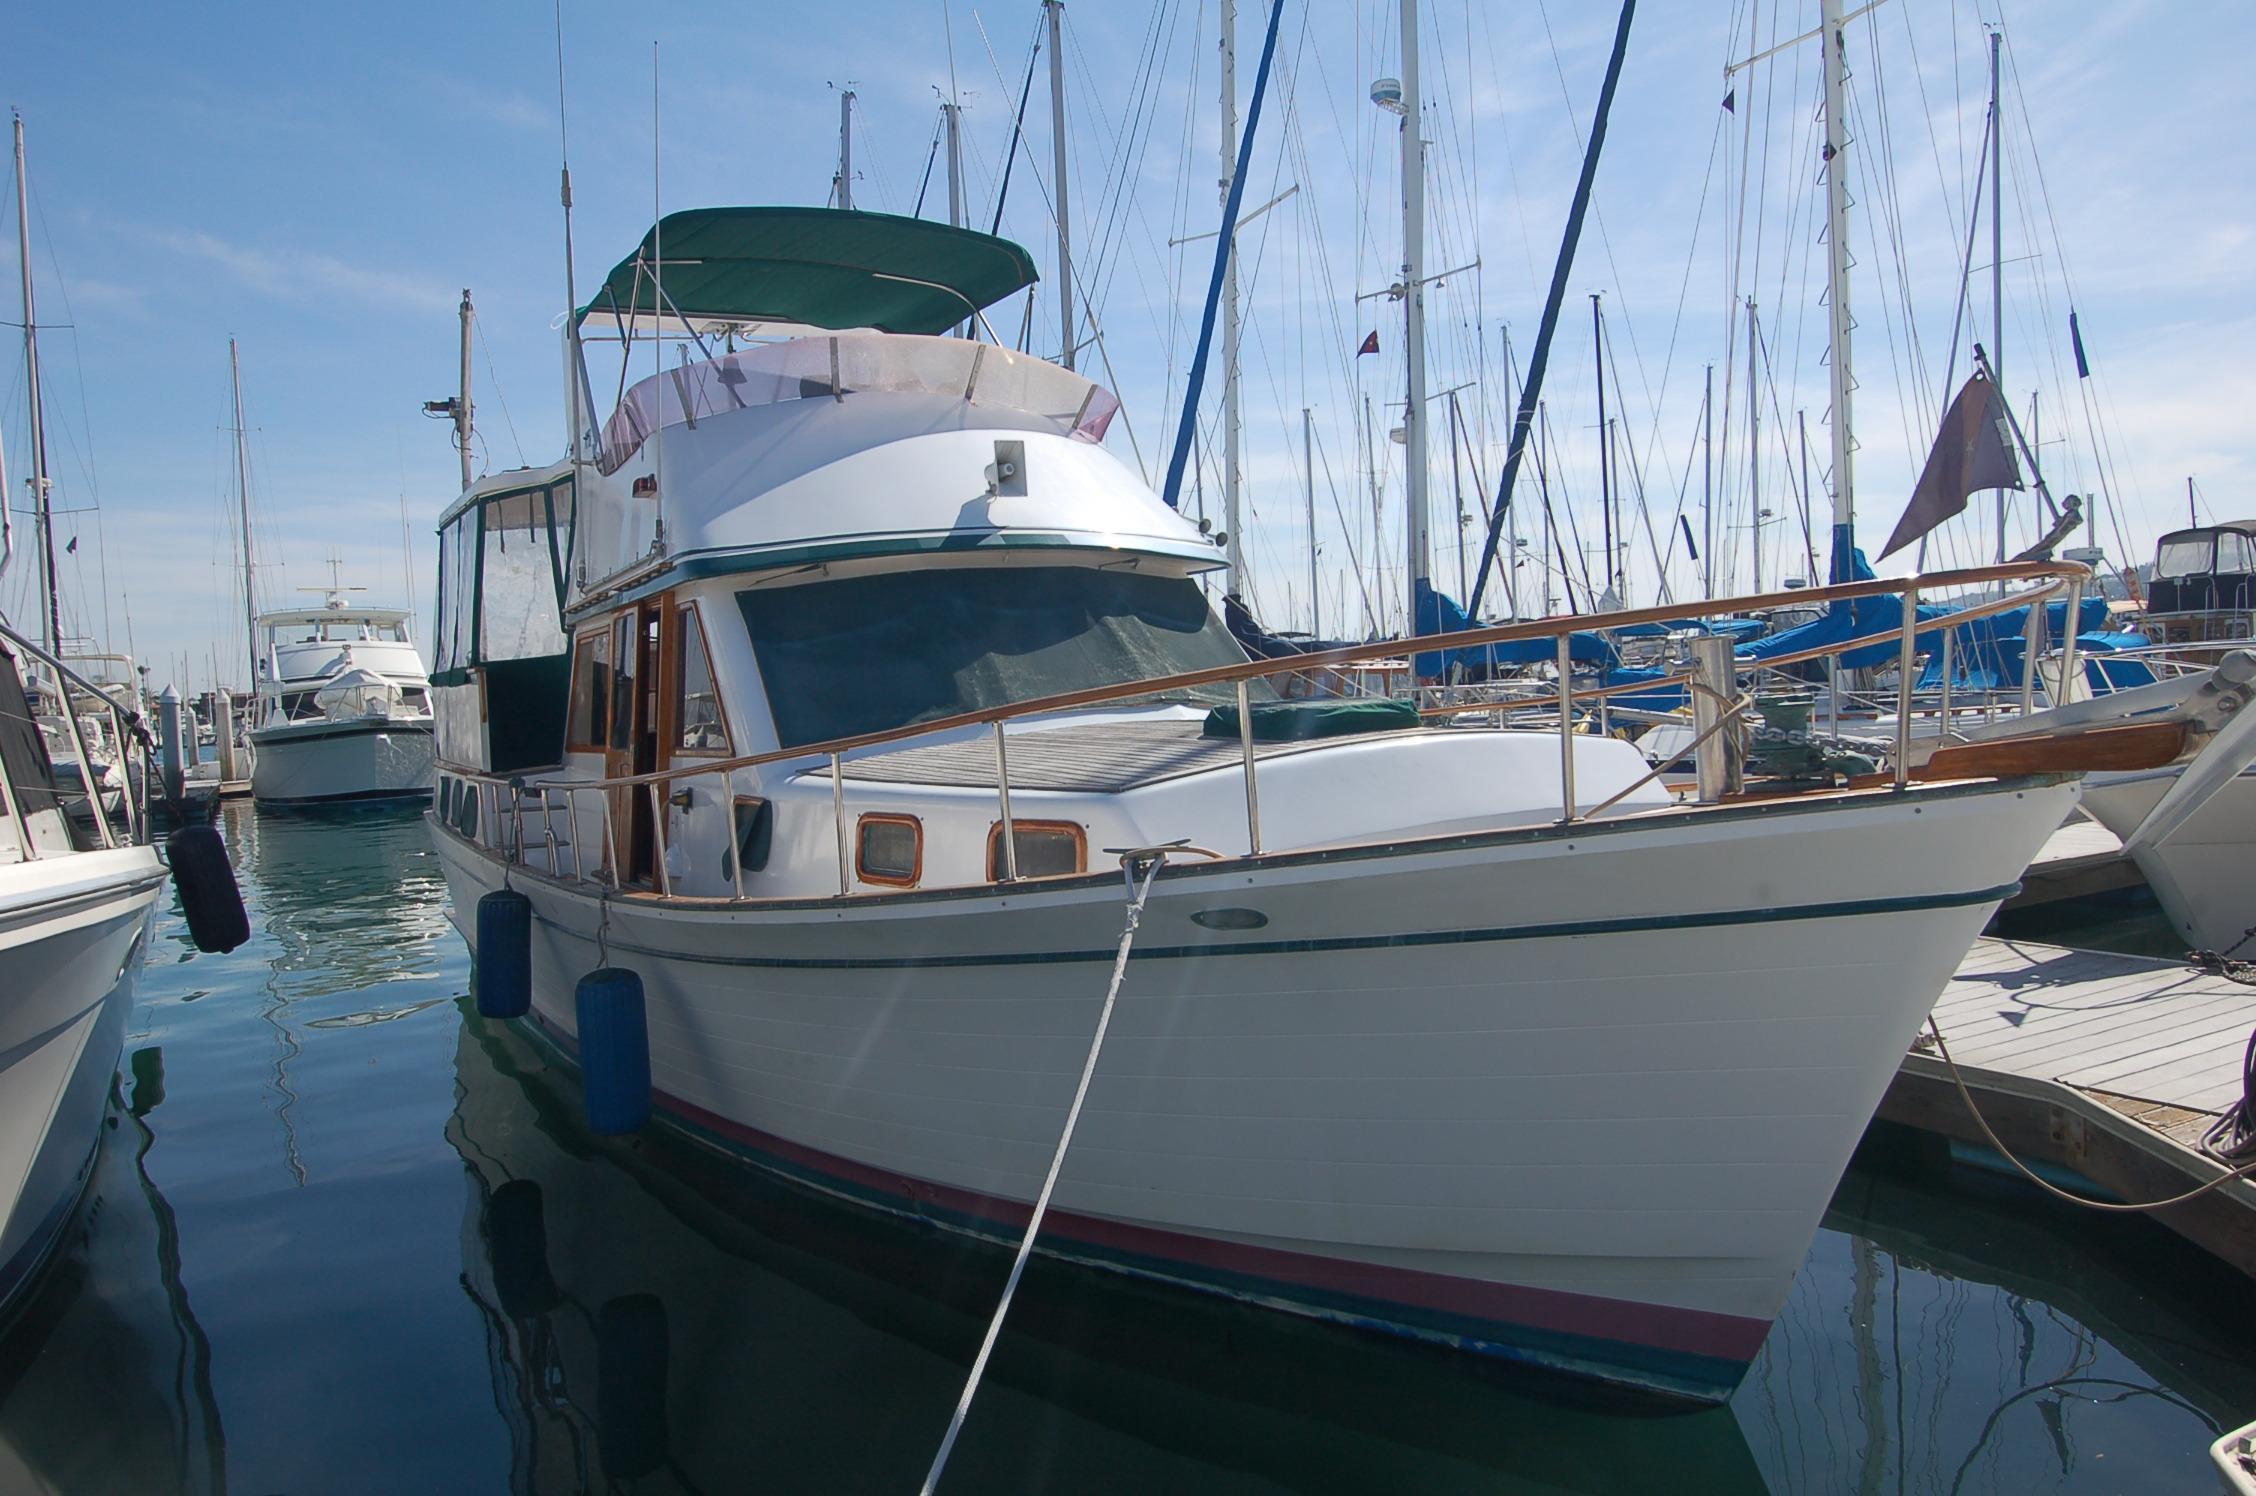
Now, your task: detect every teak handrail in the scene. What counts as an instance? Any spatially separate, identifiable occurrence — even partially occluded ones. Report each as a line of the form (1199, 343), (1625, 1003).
(462, 559), (2088, 796)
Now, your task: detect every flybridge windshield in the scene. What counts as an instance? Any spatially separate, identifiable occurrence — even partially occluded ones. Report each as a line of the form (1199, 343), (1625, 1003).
(736, 567), (1260, 749)
(596, 334), (1120, 476)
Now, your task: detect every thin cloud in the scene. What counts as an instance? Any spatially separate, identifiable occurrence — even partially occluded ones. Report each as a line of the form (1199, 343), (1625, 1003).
(150, 228), (453, 313)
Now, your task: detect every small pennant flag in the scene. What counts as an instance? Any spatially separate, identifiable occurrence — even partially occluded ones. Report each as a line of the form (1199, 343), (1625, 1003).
(1678, 513), (1699, 562)
(1356, 330), (1379, 357)
(2070, 310), (2091, 379)
(65, 535), (77, 554)
(1722, 88), (1736, 113)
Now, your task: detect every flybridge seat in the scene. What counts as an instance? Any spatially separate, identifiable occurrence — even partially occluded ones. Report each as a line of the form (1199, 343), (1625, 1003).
(596, 334), (1120, 476)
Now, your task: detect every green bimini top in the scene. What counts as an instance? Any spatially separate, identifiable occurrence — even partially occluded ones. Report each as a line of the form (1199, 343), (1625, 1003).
(574, 206), (1040, 337)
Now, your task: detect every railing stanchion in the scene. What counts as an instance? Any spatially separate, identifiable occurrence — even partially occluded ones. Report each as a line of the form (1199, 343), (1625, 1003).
(831, 753), (850, 895)
(539, 787), (559, 874)
(600, 786), (622, 888)
(2020, 583), (2044, 716)
(1557, 633), (1578, 822)
(1894, 584), (1920, 791)
(724, 767), (745, 899)
(508, 784), (525, 865)
(648, 781), (671, 895)
(993, 723), (1019, 881)
(1235, 678), (1263, 855)
(1826, 655), (1840, 740)
(2057, 575), (2084, 706)
(1938, 626), (1954, 738)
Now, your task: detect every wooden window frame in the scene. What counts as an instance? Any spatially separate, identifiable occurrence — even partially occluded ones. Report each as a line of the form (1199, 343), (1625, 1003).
(670, 602), (733, 758)
(855, 812), (924, 888)
(565, 631), (610, 752)
(986, 819), (1088, 882)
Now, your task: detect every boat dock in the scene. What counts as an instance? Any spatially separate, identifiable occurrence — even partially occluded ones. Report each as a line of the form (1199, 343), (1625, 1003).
(2003, 814), (2143, 908)
(1888, 934), (2256, 1274)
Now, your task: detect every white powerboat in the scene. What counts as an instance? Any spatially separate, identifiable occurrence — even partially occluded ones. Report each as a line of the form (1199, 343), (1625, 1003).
(248, 599), (436, 806)
(413, 206), (2147, 1403)
(0, 625), (166, 1318)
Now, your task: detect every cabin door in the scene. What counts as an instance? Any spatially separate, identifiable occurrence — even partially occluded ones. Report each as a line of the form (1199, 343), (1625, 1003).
(602, 596), (669, 888)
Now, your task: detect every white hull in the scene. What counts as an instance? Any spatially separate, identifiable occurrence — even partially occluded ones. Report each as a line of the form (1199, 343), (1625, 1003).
(433, 777), (2076, 1400)
(0, 846), (165, 1314)
(2081, 765), (2256, 953)
(250, 718), (434, 805)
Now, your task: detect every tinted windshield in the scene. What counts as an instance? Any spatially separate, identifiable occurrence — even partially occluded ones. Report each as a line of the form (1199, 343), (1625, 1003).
(737, 566), (1256, 747)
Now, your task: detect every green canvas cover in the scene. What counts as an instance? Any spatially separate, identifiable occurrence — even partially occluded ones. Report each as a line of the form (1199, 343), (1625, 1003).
(576, 207), (1040, 335)
(1201, 697), (1425, 742)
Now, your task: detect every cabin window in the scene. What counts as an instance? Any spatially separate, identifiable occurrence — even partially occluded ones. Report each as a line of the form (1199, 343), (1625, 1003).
(987, 820), (1086, 881)
(674, 606), (730, 754)
(2157, 536), (2216, 579)
(855, 813), (922, 887)
(2218, 532), (2256, 575)
(567, 633), (610, 750)
(724, 795), (773, 882)
(608, 615), (637, 752)
(736, 567), (1265, 749)
(400, 687), (428, 714)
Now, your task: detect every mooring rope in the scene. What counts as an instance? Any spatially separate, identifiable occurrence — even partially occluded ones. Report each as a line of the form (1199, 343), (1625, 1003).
(1924, 1016), (2256, 1211)
(918, 849), (1169, 1496)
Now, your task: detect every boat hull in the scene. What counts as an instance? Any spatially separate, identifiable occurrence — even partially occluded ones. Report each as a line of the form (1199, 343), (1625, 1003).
(0, 847), (165, 1317)
(250, 718), (435, 805)
(2081, 765), (2256, 953)
(432, 778), (2076, 1401)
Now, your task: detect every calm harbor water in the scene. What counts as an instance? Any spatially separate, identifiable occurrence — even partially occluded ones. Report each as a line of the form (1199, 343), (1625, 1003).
(0, 803), (2248, 1493)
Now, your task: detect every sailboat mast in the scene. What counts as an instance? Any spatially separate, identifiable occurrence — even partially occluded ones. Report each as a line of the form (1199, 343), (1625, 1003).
(229, 339), (259, 694)
(1303, 406), (1318, 638)
(456, 289), (475, 493)
(1397, 0), (1431, 632)
(1748, 301), (1762, 594)
(1988, 28), (2005, 563)
(1045, 0), (1074, 369)
(837, 89), (855, 210)
(1702, 363), (1714, 600)
(1219, 0), (1244, 580)
(13, 113), (60, 654)
(1592, 294), (1610, 604)
(1820, 0), (1857, 581)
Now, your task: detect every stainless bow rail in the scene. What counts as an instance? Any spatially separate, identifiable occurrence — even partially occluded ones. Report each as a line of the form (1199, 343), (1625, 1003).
(440, 560), (2093, 901)
(0, 619), (147, 856)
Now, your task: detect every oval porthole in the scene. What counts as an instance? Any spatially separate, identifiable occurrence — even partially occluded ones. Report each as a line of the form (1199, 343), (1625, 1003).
(1190, 907), (1268, 931)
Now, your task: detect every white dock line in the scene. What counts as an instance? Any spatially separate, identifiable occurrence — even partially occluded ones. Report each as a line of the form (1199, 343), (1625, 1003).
(918, 847), (1173, 1495)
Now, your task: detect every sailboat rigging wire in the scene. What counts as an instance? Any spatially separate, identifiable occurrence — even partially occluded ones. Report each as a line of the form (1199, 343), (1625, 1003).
(1158, 0), (1288, 512)
(918, 851), (1169, 1496)
(1465, 0), (1636, 619)
(982, 15), (1043, 236)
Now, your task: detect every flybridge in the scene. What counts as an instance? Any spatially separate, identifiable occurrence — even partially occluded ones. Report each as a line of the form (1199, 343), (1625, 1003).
(572, 206), (1041, 342)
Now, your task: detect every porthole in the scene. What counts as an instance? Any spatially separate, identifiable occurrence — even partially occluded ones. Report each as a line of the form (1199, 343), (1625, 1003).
(855, 813), (922, 887)
(987, 820), (1087, 881)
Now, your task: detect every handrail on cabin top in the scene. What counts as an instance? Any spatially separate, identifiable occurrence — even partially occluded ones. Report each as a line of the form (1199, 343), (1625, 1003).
(440, 560), (2094, 892)
(450, 559), (2090, 799)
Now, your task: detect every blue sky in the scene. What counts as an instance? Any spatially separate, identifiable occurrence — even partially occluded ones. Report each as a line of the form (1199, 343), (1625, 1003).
(4, 1), (2251, 692)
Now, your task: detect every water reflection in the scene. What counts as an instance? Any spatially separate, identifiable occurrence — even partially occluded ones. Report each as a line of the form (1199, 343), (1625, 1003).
(0, 1050), (226, 1493)
(230, 802), (453, 1000)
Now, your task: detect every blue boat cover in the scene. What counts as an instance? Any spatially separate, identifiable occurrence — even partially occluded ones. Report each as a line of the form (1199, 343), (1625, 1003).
(1413, 580), (1618, 676)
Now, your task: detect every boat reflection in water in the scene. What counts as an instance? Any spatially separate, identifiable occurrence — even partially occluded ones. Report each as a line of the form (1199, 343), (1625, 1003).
(448, 1007), (1771, 1493)
(451, 1006), (2254, 1493)
(231, 802), (452, 1002)
(0, 1048), (225, 1494)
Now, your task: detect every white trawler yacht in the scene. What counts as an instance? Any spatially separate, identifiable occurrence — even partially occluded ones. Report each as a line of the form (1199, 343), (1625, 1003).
(419, 206), (2148, 1403)
(247, 597), (436, 806)
(0, 623), (167, 1316)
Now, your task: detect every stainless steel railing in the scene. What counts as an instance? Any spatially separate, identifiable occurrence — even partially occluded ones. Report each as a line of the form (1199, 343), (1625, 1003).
(441, 559), (2093, 901)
